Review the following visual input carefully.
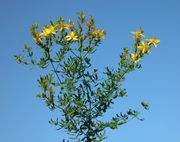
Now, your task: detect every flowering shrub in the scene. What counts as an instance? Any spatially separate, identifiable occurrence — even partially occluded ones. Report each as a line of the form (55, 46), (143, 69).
(15, 12), (160, 142)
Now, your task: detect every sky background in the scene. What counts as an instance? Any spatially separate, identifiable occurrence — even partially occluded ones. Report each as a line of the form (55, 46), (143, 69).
(1, 0), (180, 142)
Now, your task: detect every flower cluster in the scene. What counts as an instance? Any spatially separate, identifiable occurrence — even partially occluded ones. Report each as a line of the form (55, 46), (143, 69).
(17, 12), (106, 67)
(31, 17), (105, 46)
(31, 21), (77, 43)
(130, 28), (160, 63)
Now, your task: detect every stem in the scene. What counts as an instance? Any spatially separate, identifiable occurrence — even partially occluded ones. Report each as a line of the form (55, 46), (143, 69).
(46, 44), (62, 84)
(70, 49), (79, 58)
(50, 60), (62, 84)
(78, 43), (94, 141)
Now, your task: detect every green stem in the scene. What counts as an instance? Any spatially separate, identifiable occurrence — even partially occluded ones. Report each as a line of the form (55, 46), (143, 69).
(50, 60), (62, 84)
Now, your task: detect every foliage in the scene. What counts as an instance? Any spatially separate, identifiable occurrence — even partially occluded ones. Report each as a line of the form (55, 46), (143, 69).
(15, 11), (160, 142)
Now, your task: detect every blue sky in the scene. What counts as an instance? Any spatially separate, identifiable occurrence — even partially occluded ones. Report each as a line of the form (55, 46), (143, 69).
(1, 0), (180, 142)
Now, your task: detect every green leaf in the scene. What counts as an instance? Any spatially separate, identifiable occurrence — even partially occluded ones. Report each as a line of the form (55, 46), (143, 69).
(141, 101), (150, 110)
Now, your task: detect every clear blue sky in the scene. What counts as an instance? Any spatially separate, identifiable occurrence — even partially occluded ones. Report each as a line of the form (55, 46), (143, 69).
(1, 0), (180, 142)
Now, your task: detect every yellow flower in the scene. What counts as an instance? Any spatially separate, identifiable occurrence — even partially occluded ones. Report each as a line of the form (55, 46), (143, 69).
(57, 22), (69, 31)
(131, 53), (141, 63)
(92, 29), (105, 39)
(42, 25), (56, 38)
(66, 32), (78, 41)
(33, 32), (43, 42)
(146, 37), (160, 47)
(137, 41), (151, 54)
(131, 29), (144, 39)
